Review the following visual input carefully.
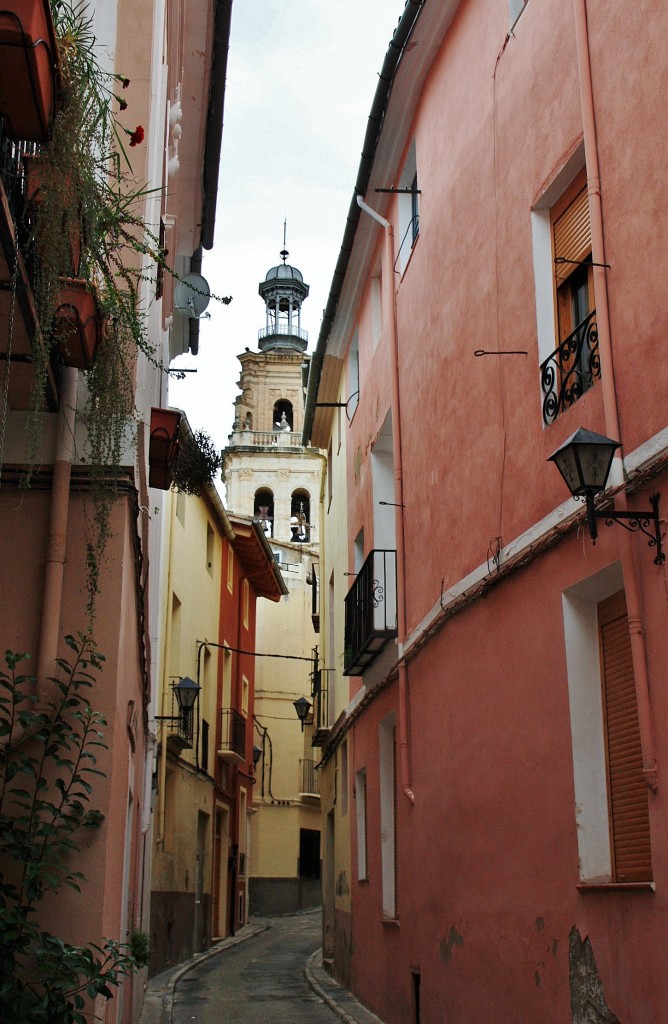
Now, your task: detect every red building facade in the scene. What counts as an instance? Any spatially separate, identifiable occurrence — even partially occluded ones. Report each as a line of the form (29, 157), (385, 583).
(304, 1), (668, 1021)
(215, 514), (288, 938)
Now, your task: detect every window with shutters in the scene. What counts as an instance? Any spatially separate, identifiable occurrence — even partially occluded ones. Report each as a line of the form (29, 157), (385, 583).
(552, 172), (594, 348)
(563, 566), (653, 887)
(533, 157), (601, 425)
(598, 591), (652, 883)
(379, 713), (397, 918)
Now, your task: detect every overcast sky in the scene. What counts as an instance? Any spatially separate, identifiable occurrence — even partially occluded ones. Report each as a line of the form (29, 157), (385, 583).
(168, 0), (405, 473)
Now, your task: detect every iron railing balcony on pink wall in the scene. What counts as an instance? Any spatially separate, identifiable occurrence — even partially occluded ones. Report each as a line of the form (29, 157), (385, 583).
(344, 549), (398, 676)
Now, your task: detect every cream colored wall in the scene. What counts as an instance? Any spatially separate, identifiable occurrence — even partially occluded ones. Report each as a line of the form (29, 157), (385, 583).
(159, 769), (213, 891)
(224, 448), (321, 547)
(323, 397), (350, 724)
(319, 384), (352, 919)
(153, 488), (222, 890)
(160, 489), (221, 741)
(233, 351), (307, 434)
(252, 547), (321, 880)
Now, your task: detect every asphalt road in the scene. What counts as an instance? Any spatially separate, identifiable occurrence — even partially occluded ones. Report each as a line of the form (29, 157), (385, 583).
(172, 910), (339, 1023)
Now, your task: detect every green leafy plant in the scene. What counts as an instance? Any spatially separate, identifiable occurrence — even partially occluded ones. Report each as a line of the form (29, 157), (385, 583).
(171, 425), (223, 496)
(0, 634), (144, 1023)
(130, 928), (150, 968)
(20, 1), (165, 617)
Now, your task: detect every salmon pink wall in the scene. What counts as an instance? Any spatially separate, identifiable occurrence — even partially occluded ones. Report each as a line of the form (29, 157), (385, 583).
(335, 0), (668, 1021)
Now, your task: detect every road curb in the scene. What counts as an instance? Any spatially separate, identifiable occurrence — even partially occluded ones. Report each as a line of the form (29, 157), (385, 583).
(141, 922), (271, 1024)
(304, 949), (386, 1024)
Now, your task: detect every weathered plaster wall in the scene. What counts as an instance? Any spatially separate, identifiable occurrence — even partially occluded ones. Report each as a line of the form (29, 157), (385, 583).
(334, 0), (668, 1021)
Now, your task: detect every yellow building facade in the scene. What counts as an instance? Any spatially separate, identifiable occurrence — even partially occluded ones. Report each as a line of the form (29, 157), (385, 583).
(223, 253), (324, 913)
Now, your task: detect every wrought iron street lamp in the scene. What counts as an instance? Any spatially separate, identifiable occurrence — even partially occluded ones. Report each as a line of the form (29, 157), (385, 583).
(548, 427), (664, 563)
(293, 696), (312, 732)
(171, 676), (200, 710)
(155, 676), (201, 747)
(155, 675), (201, 717)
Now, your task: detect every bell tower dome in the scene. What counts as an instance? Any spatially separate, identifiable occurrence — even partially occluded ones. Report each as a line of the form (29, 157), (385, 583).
(257, 246), (309, 353)
(222, 241), (322, 549)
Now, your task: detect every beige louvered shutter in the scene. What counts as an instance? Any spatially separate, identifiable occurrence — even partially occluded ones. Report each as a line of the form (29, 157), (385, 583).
(599, 592), (652, 883)
(552, 174), (592, 284)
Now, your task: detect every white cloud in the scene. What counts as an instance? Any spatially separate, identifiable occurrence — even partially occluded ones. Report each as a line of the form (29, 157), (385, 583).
(169, 0), (404, 481)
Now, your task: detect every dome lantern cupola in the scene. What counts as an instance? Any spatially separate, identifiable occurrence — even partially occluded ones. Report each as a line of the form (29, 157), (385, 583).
(258, 242), (309, 352)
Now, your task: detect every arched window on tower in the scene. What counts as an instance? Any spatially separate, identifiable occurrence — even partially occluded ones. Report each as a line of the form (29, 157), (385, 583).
(254, 488), (274, 537)
(290, 490), (310, 543)
(273, 400), (293, 432)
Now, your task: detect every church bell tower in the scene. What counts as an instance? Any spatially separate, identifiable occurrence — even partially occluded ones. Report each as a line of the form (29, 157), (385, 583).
(222, 247), (321, 549)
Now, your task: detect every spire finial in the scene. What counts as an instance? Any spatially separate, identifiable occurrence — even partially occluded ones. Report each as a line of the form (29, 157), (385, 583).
(280, 218), (288, 263)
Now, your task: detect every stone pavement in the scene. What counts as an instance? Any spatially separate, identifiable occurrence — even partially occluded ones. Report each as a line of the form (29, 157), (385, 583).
(139, 910), (386, 1024)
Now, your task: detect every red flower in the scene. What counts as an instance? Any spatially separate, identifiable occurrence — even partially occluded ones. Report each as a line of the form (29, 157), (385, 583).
(129, 125), (144, 147)
(121, 77), (130, 89)
(116, 96), (127, 111)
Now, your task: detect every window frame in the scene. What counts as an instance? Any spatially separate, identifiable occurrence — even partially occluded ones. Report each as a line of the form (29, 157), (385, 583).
(347, 331), (360, 420)
(562, 565), (653, 887)
(397, 143), (419, 274)
(356, 767), (368, 881)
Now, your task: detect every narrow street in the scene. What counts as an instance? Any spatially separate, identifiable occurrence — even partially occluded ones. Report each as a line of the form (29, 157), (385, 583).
(171, 910), (341, 1024)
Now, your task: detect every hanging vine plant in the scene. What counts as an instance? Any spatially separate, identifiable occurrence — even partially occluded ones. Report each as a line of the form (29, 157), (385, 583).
(170, 424), (223, 497)
(17, 1), (167, 617)
(10, 1), (230, 617)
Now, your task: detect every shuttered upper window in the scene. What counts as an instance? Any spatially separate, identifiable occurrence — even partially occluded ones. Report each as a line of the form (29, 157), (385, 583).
(598, 591), (652, 883)
(551, 170), (594, 342)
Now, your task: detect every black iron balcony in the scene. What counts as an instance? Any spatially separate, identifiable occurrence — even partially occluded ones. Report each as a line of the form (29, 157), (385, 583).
(311, 677), (329, 747)
(344, 549), (398, 675)
(299, 758), (320, 797)
(164, 708), (196, 751)
(217, 708), (246, 763)
(540, 309), (600, 425)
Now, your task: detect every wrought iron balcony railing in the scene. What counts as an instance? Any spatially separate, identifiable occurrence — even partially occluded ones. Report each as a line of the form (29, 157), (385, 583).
(307, 562), (319, 632)
(311, 677), (329, 747)
(299, 758), (320, 796)
(164, 707), (195, 750)
(217, 708), (246, 763)
(258, 323), (308, 344)
(540, 309), (600, 425)
(344, 549), (398, 676)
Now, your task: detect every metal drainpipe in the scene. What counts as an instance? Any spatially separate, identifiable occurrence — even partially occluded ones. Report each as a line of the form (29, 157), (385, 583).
(573, 0), (657, 789)
(36, 367), (78, 692)
(357, 197), (415, 804)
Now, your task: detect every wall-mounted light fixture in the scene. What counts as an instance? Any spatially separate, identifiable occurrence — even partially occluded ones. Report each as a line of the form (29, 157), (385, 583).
(252, 744), (263, 769)
(155, 676), (201, 746)
(548, 427), (664, 564)
(293, 696), (312, 732)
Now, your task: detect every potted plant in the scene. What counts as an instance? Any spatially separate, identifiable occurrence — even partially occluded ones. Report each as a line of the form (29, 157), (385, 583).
(23, 151), (82, 274)
(148, 408), (181, 490)
(0, 0), (60, 141)
(52, 276), (101, 369)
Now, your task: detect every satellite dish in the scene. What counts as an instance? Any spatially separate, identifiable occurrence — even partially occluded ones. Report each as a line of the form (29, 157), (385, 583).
(174, 273), (211, 319)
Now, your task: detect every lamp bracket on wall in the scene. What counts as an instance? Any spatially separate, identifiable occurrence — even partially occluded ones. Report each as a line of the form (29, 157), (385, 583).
(314, 390), (358, 421)
(379, 501), (405, 508)
(547, 428), (664, 565)
(589, 494), (664, 564)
